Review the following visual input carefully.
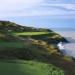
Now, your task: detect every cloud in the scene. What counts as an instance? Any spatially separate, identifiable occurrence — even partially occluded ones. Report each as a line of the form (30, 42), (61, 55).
(0, 0), (75, 19)
(0, 0), (43, 17)
(41, 3), (75, 10)
(0, 0), (43, 11)
(45, 0), (75, 3)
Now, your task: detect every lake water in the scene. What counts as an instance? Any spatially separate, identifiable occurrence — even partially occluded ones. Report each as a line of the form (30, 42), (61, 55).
(52, 28), (75, 58)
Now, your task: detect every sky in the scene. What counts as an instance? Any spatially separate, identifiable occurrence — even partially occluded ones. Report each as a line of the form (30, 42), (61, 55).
(0, 0), (75, 28)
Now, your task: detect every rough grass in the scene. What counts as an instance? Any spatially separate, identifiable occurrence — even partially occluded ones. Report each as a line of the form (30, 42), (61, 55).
(0, 60), (65, 75)
(0, 31), (71, 75)
(0, 21), (70, 75)
(0, 41), (74, 75)
(0, 42), (25, 48)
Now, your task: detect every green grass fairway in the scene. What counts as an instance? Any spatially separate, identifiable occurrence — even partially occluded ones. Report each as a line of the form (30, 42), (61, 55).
(13, 32), (50, 36)
(0, 60), (65, 75)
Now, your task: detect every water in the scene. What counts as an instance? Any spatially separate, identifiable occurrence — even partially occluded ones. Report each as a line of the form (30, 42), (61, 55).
(52, 28), (75, 58)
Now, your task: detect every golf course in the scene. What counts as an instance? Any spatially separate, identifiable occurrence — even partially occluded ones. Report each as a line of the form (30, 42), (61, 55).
(0, 21), (75, 75)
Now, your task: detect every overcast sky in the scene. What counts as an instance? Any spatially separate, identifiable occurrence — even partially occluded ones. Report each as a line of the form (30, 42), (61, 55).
(0, 0), (75, 28)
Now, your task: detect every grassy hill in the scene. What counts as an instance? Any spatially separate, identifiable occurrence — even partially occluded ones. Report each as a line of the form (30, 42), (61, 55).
(0, 21), (75, 75)
(0, 21), (52, 32)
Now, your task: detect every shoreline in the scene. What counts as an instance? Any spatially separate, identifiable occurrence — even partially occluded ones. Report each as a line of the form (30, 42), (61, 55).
(55, 30), (75, 58)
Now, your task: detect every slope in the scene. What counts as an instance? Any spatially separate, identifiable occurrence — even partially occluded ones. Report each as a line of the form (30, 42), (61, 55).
(0, 21), (75, 75)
